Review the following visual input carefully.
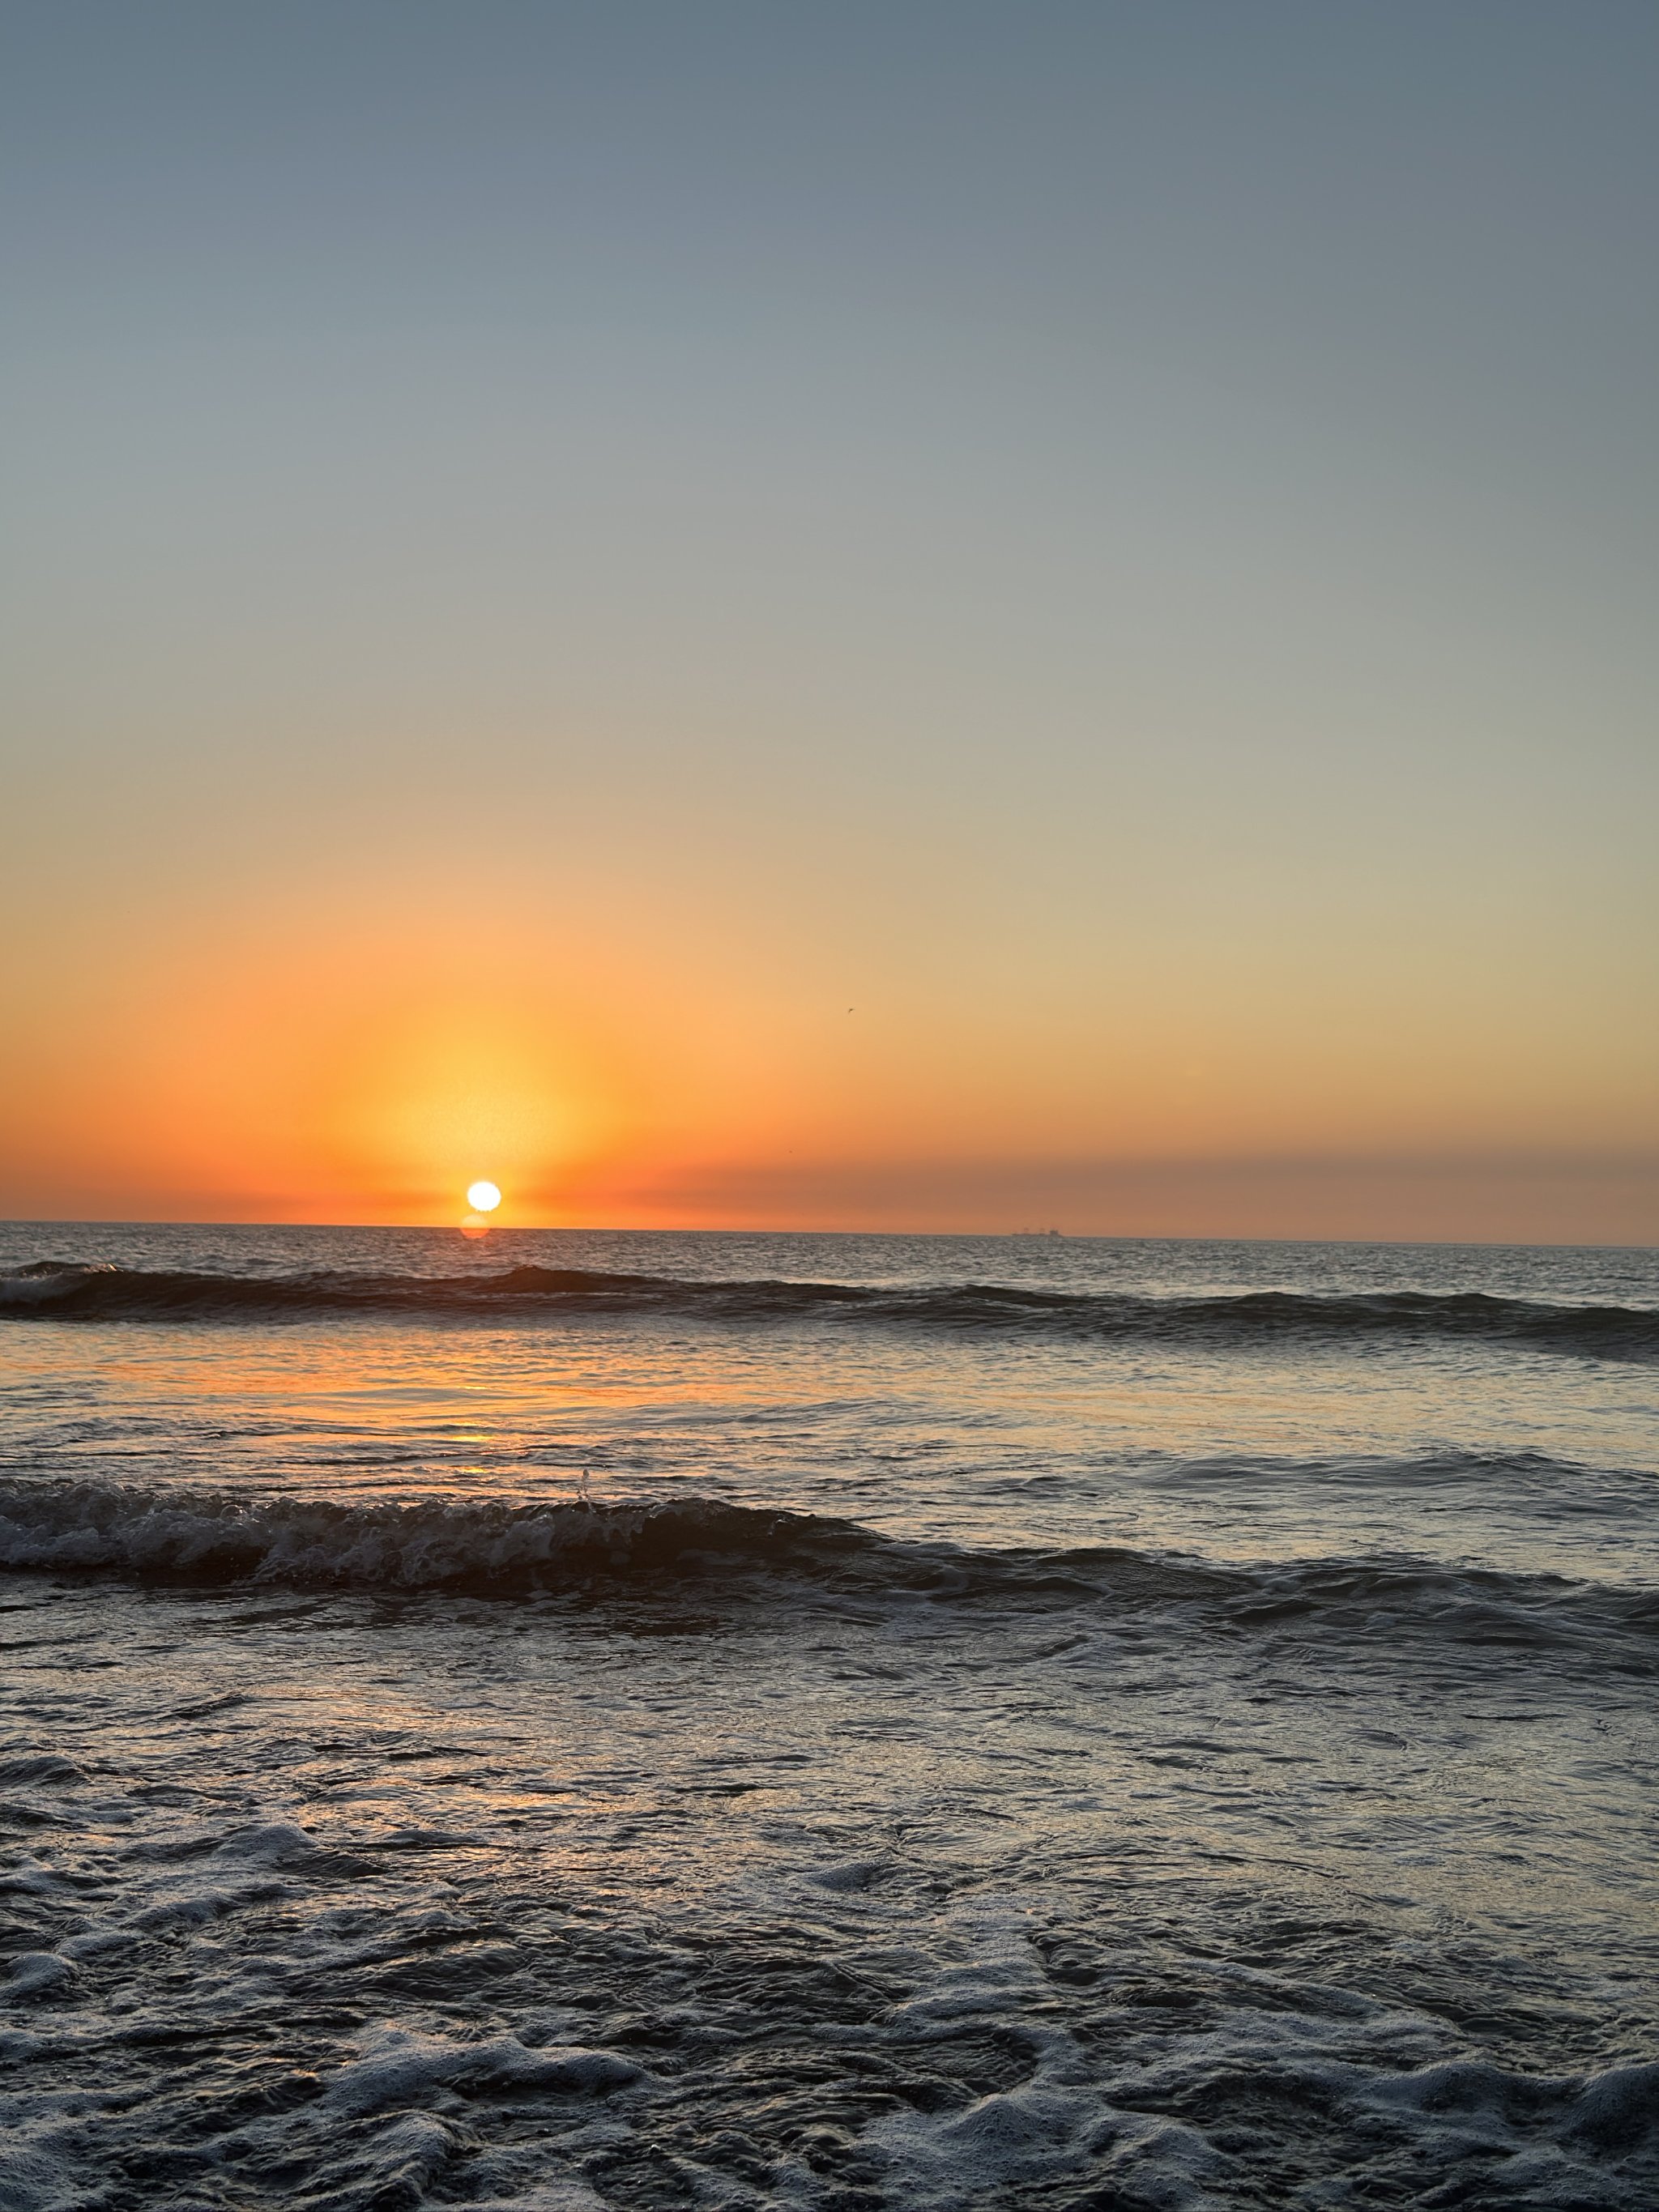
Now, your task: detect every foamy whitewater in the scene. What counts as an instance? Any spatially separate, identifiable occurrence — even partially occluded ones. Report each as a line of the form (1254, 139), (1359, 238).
(2, 1226), (1656, 2210)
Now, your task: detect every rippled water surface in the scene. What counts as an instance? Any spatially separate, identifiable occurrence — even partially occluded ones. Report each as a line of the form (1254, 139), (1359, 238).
(2, 1226), (1657, 2209)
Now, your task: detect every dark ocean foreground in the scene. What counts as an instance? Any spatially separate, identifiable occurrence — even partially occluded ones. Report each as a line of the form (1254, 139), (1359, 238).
(2, 1227), (1656, 2209)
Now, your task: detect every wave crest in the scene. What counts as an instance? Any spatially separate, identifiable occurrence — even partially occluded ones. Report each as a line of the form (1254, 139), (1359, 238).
(3, 1260), (1654, 1359)
(0, 1481), (1653, 1668)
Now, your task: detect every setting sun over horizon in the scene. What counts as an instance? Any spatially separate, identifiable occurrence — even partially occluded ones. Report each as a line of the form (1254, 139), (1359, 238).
(2, 2), (1653, 1244)
(1, 856), (1651, 1239)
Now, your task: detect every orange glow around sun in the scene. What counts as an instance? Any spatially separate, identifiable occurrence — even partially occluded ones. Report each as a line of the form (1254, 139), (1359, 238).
(11, 856), (1644, 1241)
(0, 878), (793, 1225)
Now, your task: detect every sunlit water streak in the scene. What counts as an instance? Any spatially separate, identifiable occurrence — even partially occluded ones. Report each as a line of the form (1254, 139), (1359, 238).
(2, 1227), (1656, 2209)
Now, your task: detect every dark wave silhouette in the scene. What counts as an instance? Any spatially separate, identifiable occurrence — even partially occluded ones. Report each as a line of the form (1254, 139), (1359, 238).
(3, 1258), (1656, 1359)
(0, 1481), (1653, 1666)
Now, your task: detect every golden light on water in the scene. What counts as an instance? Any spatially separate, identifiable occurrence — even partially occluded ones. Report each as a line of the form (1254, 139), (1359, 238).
(466, 1180), (502, 1213)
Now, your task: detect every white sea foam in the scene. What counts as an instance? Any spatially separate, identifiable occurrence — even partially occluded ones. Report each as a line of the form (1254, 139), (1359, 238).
(325, 2028), (644, 2117)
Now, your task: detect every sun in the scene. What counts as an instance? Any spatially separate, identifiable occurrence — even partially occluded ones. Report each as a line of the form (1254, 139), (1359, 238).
(466, 1179), (502, 1213)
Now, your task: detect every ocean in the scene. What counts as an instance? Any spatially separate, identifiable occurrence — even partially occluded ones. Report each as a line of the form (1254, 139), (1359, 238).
(2, 1225), (1656, 2210)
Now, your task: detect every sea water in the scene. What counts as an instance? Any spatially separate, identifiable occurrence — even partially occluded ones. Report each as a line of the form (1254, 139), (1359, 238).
(1, 1225), (1655, 2209)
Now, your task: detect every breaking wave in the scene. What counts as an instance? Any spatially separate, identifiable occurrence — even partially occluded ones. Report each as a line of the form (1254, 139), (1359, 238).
(2, 1480), (1653, 1665)
(4, 1259), (1656, 1359)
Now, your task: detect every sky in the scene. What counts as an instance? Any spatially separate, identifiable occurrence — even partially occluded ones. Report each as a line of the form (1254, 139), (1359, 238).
(2, 1), (1655, 1239)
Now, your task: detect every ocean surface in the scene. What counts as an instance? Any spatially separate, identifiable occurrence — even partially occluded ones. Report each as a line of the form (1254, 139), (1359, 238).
(2, 1225), (1656, 2211)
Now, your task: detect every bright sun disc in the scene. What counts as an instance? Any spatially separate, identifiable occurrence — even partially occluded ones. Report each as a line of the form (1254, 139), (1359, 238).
(466, 1180), (501, 1213)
